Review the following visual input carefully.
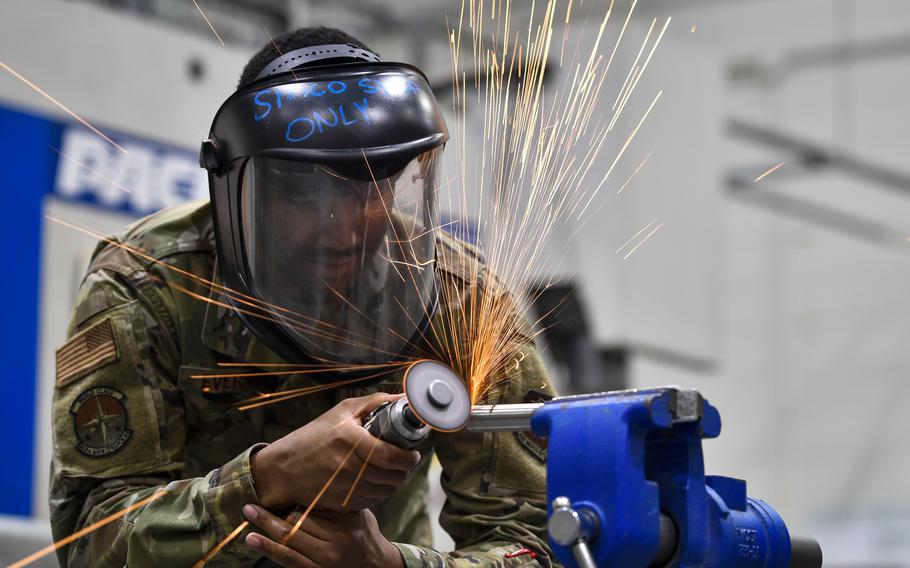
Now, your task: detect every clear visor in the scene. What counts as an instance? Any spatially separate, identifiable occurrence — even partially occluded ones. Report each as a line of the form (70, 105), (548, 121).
(240, 149), (440, 365)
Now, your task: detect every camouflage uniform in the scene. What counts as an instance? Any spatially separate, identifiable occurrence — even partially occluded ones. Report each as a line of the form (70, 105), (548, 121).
(50, 200), (557, 567)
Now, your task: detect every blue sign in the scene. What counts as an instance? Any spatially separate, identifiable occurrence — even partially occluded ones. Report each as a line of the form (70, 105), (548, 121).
(0, 102), (204, 516)
(52, 123), (207, 216)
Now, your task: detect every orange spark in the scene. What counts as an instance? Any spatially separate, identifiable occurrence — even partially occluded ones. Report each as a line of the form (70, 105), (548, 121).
(604, 0), (634, 79)
(623, 222), (665, 260)
(388, 220), (461, 245)
(159, 273), (400, 355)
(48, 145), (131, 194)
(0, 61), (127, 154)
(607, 17), (671, 133)
(192, 520), (249, 568)
(342, 437), (380, 508)
(612, 16), (656, 112)
(45, 215), (408, 358)
(617, 148), (655, 194)
(380, 254), (436, 271)
(691, 24), (697, 33)
(9, 491), (166, 568)
(616, 219), (657, 254)
(260, 18), (298, 81)
(217, 362), (326, 367)
(191, 361), (405, 380)
(191, 0), (225, 46)
(755, 161), (786, 182)
(579, 90), (664, 218)
(183, 110), (208, 137)
(282, 438), (363, 544)
(236, 372), (391, 411)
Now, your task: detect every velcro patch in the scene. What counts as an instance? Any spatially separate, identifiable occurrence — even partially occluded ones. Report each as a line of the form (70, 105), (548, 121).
(197, 375), (273, 394)
(69, 386), (132, 458)
(56, 317), (119, 387)
(514, 389), (553, 462)
(523, 389), (553, 405)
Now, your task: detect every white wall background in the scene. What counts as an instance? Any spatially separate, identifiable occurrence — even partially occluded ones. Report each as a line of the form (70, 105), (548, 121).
(563, 1), (910, 564)
(2, 0), (909, 566)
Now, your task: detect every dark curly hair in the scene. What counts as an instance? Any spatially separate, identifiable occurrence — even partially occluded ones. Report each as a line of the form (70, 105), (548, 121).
(238, 26), (372, 88)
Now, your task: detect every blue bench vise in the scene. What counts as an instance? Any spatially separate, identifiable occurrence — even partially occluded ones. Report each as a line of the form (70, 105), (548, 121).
(366, 364), (822, 567)
(468, 387), (823, 568)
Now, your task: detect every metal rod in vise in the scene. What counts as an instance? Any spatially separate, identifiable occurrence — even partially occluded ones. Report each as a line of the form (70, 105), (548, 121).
(465, 387), (701, 433)
(464, 403), (543, 432)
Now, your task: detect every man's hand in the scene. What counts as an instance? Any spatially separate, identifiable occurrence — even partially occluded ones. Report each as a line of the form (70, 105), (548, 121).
(242, 504), (404, 568)
(251, 392), (421, 511)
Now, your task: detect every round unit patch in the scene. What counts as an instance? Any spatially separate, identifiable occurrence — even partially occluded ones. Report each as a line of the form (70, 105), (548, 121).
(69, 386), (132, 458)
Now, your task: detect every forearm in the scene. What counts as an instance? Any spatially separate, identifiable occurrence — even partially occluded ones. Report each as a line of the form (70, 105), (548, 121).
(53, 446), (265, 567)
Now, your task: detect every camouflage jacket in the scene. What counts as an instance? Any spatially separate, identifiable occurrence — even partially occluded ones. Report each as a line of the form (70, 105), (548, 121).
(50, 200), (557, 567)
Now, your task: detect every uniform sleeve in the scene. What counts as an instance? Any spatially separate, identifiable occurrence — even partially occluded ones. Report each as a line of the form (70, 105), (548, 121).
(393, 342), (558, 568)
(49, 268), (264, 567)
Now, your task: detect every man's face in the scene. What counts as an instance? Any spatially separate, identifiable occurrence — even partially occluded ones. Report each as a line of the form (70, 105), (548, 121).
(241, 155), (435, 313)
(275, 177), (393, 293)
(235, 150), (439, 364)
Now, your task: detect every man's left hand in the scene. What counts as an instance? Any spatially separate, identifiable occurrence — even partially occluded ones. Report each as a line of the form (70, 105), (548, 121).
(242, 504), (404, 568)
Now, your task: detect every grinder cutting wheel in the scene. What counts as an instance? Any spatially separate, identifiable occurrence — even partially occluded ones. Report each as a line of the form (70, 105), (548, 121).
(363, 360), (471, 449)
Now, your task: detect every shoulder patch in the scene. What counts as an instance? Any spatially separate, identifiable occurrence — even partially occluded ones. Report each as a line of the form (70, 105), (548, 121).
(69, 386), (133, 458)
(514, 390), (554, 463)
(435, 232), (485, 285)
(522, 389), (553, 405)
(56, 317), (120, 387)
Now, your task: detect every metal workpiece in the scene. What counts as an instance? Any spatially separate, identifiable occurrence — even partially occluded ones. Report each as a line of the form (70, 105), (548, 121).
(549, 386), (704, 424)
(464, 386), (702, 433)
(403, 360), (471, 432)
(464, 403), (544, 432)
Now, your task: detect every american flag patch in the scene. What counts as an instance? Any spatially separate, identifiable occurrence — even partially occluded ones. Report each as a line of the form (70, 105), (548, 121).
(56, 317), (119, 387)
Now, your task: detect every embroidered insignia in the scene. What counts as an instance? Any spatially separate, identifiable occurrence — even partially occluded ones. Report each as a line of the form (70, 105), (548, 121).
(56, 317), (119, 387)
(198, 376), (272, 394)
(69, 387), (132, 458)
(514, 389), (553, 463)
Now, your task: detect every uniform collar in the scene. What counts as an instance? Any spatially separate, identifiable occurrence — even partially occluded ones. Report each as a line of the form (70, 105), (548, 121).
(199, 279), (405, 394)
(200, 263), (288, 366)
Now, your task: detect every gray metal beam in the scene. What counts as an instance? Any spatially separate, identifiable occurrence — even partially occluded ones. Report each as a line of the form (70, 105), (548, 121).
(726, 168), (909, 248)
(728, 119), (910, 199)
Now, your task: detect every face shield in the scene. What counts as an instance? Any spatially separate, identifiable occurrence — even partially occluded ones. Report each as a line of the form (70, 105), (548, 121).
(240, 149), (440, 364)
(201, 46), (449, 369)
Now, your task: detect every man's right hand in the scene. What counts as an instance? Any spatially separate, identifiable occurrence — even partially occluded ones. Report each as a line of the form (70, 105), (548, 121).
(250, 392), (421, 512)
